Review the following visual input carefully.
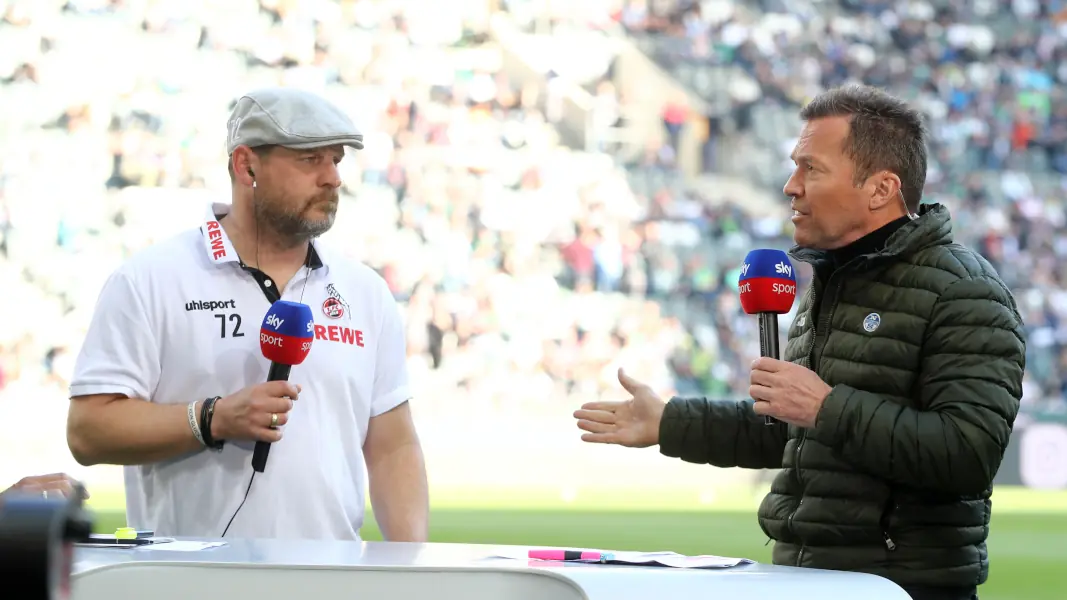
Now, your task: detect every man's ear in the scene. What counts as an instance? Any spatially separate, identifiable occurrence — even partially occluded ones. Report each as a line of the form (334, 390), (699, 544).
(231, 146), (258, 188)
(868, 171), (901, 212)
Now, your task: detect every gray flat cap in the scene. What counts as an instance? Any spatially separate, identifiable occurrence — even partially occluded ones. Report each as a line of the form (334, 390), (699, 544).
(226, 87), (363, 154)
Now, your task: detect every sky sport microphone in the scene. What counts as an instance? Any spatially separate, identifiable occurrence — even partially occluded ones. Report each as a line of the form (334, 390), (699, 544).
(738, 249), (798, 426)
(252, 300), (315, 473)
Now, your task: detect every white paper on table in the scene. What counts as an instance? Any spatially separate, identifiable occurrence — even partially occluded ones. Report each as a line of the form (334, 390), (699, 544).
(143, 540), (227, 552)
(487, 549), (752, 569)
(608, 551), (753, 568)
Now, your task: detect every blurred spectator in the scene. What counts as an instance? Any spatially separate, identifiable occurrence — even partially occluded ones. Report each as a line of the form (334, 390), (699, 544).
(0, 0), (783, 438)
(611, 0), (1067, 408)
(1, 0), (1065, 493)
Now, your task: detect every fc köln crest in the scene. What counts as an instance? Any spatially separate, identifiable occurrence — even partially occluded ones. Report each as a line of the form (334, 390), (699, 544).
(323, 283), (350, 319)
(322, 297), (345, 319)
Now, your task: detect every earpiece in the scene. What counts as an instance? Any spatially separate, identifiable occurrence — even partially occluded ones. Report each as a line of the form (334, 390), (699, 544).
(248, 169), (256, 188)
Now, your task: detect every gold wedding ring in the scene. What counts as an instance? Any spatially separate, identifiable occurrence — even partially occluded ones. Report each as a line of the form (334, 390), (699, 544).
(270, 413), (278, 428)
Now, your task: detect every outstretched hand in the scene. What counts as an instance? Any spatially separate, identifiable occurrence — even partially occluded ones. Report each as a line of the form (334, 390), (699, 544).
(573, 368), (666, 448)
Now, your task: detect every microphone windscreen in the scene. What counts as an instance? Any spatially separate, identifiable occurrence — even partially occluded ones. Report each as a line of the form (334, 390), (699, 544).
(739, 249), (797, 315)
(259, 300), (315, 366)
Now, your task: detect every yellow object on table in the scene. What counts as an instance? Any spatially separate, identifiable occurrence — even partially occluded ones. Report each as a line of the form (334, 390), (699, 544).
(114, 527), (137, 539)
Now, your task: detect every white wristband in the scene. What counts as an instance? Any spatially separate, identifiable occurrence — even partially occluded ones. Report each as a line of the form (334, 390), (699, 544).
(188, 401), (206, 446)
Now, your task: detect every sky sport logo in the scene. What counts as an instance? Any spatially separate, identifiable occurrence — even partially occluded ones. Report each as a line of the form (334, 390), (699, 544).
(185, 299), (236, 311)
(260, 313), (287, 348)
(260, 332), (283, 347)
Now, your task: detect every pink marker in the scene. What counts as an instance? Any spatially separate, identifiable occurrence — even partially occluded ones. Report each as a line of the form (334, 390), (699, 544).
(528, 549), (613, 562)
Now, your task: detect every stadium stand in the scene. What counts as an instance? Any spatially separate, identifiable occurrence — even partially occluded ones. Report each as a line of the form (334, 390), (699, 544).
(0, 0), (1062, 493)
(606, 0), (1067, 408)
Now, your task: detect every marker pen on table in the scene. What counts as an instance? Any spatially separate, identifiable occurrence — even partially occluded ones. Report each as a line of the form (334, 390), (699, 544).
(528, 550), (614, 562)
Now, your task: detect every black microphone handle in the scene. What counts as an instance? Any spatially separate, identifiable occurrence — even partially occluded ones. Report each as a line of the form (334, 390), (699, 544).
(251, 361), (293, 473)
(757, 313), (780, 426)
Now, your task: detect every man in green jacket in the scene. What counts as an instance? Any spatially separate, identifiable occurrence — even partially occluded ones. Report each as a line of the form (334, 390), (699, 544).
(573, 84), (1026, 600)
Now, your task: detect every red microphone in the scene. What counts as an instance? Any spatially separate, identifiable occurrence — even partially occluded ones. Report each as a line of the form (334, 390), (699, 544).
(253, 301), (315, 473)
(738, 249), (798, 425)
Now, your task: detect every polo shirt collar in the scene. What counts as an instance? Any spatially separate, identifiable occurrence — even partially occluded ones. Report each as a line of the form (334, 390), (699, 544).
(200, 202), (327, 270)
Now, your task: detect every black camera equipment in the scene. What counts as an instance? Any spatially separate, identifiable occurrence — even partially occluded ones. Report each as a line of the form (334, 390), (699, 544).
(0, 483), (94, 600)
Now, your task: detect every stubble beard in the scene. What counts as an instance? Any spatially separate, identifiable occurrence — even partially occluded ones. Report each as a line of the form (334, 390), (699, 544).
(254, 189), (339, 249)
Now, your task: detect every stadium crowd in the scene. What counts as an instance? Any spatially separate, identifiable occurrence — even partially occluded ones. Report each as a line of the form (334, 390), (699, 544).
(0, 0), (1063, 482)
(0, 0), (776, 431)
(610, 0), (1067, 407)
(619, 0), (1067, 171)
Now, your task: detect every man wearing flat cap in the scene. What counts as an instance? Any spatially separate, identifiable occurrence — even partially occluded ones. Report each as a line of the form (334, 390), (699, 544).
(66, 88), (429, 542)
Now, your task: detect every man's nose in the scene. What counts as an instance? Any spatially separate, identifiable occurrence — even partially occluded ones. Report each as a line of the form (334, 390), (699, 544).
(322, 164), (342, 189)
(783, 171), (803, 199)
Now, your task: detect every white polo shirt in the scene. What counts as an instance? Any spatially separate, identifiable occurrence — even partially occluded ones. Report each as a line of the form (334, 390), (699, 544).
(69, 202), (411, 540)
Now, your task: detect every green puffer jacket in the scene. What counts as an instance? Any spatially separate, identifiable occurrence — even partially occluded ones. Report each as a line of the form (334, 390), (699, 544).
(659, 204), (1026, 588)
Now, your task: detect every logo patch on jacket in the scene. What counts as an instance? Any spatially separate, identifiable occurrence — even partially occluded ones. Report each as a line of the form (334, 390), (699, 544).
(863, 313), (881, 333)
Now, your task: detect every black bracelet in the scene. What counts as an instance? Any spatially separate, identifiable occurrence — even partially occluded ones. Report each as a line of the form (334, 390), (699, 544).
(198, 398), (211, 442)
(200, 396), (225, 450)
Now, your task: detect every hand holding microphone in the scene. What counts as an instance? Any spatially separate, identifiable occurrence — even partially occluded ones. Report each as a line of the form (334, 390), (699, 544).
(210, 300), (314, 471)
(748, 356), (832, 429)
(211, 381), (301, 444)
(738, 249), (798, 425)
(251, 300), (315, 472)
(739, 249), (832, 428)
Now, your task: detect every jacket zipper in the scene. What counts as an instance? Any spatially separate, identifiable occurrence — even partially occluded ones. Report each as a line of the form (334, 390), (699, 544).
(791, 275), (841, 567)
(793, 283), (817, 490)
(881, 495), (898, 552)
(787, 281), (819, 566)
(796, 264), (897, 555)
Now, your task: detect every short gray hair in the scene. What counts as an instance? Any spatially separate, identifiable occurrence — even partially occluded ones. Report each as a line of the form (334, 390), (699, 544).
(800, 85), (927, 212)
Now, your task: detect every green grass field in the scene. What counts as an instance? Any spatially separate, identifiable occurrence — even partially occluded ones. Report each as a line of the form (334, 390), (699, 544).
(84, 485), (1066, 600)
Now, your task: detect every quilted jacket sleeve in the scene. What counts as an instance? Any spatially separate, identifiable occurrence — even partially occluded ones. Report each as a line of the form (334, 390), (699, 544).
(809, 275), (1026, 495)
(659, 397), (790, 469)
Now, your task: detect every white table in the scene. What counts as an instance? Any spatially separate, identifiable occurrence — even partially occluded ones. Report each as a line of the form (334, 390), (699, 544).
(72, 538), (911, 600)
